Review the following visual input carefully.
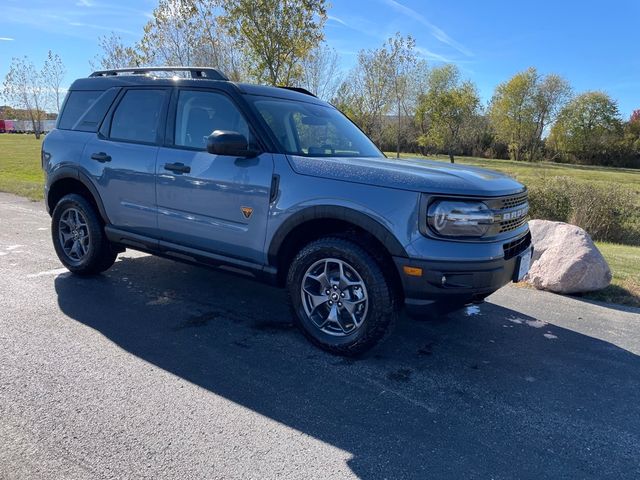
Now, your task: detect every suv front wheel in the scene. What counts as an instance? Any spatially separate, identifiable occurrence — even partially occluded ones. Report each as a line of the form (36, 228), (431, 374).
(51, 193), (118, 275)
(287, 237), (398, 356)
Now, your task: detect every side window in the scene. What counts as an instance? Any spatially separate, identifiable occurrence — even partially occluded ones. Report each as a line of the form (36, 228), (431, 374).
(58, 91), (102, 130)
(74, 88), (119, 132)
(174, 90), (251, 150)
(110, 89), (166, 144)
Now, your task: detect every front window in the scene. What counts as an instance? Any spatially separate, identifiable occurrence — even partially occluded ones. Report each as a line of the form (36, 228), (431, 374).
(249, 96), (383, 158)
(174, 90), (253, 150)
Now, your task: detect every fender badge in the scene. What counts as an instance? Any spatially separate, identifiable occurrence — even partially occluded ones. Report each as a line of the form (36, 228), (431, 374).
(241, 207), (253, 219)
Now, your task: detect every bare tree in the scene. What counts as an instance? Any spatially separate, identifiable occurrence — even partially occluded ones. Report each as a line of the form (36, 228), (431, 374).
(333, 34), (425, 151)
(138, 0), (245, 80)
(92, 33), (141, 70)
(385, 33), (425, 158)
(139, 0), (203, 66)
(2, 57), (47, 138)
(42, 50), (66, 113)
(298, 43), (341, 101)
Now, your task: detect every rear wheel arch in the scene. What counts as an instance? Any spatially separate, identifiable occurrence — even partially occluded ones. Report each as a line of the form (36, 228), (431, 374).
(47, 169), (109, 224)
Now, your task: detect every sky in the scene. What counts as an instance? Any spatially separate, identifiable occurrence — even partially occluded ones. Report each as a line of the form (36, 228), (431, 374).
(1, 0), (639, 117)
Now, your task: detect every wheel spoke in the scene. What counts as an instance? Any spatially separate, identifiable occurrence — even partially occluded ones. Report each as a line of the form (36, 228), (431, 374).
(60, 218), (74, 230)
(303, 286), (329, 313)
(306, 271), (329, 290)
(78, 237), (88, 256)
(341, 296), (366, 315)
(331, 307), (355, 334)
(60, 230), (74, 243)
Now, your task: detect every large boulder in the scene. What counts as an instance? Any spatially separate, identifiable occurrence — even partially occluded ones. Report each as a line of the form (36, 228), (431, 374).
(524, 219), (612, 294)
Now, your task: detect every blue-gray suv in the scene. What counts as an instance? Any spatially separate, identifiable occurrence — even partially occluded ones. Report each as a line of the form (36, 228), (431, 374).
(43, 67), (532, 355)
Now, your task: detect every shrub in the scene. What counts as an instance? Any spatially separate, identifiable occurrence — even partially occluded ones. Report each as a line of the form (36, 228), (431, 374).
(527, 176), (573, 222)
(528, 176), (640, 245)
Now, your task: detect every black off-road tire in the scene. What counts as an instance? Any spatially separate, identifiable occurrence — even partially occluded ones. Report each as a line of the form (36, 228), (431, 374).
(51, 193), (118, 275)
(287, 237), (398, 356)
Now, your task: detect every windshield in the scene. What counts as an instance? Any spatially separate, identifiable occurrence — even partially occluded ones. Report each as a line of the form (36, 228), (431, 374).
(248, 96), (383, 158)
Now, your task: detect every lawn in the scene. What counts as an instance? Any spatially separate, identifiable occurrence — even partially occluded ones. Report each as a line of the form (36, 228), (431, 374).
(0, 134), (44, 200)
(1, 135), (638, 307)
(589, 242), (640, 308)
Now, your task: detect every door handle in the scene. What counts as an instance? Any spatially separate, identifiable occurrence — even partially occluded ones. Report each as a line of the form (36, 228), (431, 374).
(164, 162), (191, 174)
(91, 152), (111, 163)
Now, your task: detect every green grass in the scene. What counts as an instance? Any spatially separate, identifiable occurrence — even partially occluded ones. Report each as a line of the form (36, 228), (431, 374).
(0, 135), (637, 307)
(0, 134), (44, 200)
(586, 242), (640, 308)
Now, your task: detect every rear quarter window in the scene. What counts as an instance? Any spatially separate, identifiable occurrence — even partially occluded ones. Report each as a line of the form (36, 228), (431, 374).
(58, 91), (103, 130)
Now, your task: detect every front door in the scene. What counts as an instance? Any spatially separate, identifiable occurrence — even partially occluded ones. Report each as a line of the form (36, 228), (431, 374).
(156, 89), (274, 263)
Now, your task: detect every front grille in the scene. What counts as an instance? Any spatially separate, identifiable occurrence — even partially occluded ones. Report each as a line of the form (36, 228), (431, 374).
(499, 192), (528, 210)
(503, 231), (531, 260)
(497, 191), (529, 233)
(499, 216), (528, 233)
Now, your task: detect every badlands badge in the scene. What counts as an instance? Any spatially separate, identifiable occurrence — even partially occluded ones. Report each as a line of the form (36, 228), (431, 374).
(241, 206), (253, 219)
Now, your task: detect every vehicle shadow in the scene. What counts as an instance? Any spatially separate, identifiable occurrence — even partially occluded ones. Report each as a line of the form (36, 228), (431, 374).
(54, 255), (640, 479)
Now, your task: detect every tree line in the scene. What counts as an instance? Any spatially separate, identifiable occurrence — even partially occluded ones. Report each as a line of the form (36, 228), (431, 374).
(2, 0), (639, 167)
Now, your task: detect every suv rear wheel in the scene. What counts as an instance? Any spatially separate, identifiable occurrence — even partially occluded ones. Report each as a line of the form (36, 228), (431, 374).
(287, 237), (398, 356)
(51, 193), (118, 275)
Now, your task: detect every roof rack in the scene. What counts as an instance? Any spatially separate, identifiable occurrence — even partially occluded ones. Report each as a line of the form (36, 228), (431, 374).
(277, 86), (317, 97)
(89, 66), (229, 81)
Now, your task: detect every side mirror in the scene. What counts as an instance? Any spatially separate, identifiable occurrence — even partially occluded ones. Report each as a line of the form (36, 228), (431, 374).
(206, 130), (257, 157)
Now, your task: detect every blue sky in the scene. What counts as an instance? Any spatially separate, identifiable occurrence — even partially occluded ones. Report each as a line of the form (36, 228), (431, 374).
(1, 0), (638, 117)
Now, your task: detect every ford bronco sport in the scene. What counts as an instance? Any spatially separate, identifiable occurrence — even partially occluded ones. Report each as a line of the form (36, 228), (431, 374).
(43, 66), (532, 355)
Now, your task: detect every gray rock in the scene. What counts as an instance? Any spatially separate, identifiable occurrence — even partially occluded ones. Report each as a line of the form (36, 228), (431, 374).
(524, 219), (612, 294)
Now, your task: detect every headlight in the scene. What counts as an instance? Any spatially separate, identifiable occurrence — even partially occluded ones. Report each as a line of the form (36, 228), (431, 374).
(427, 200), (494, 237)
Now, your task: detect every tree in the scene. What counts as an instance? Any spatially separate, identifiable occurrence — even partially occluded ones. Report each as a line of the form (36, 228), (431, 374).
(92, 32), (141, 70)
(548, 91), (623, 165)
(385, 34), (424, 158)
(42, 50), (66, 114)
(2, 57), (47, 138)
(488, 67), (570, 161)
(415, 64), (480, 162)
(336, 45), (393, 145)
(139, 0), (203, 66)
(297, 43), (341, 101)
(219, 0), (327, 86)
(529, 74), (572, 160)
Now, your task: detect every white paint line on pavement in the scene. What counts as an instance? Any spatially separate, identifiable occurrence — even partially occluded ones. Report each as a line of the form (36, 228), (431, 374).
(6, 245), (24, 250)
(0, 252), (7, 256)
(464, 305), (481, 316)
(526, 319), (548, 328)
(27, 267), (70, 278)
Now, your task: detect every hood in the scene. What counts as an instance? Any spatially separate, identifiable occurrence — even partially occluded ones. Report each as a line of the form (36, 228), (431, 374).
(288, 155), (525, 197)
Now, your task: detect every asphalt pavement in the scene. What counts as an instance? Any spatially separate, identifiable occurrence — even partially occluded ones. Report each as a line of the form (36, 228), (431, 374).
(1, 192), (639, 480)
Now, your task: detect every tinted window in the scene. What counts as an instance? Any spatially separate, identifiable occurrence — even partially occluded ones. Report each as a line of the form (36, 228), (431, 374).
(110, 89), (166, 144)
(174, 90), (251, 149)
(58, 91), (102, 130)
(73, 88), (119, 132)
(250, 97), (382, 158)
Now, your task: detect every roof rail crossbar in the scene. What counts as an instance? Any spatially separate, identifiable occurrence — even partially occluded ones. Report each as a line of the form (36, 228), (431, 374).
(277, 86), (317, 97)
(89, 66), (229, 81)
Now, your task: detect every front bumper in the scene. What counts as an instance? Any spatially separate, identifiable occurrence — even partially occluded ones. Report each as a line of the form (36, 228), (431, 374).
(394, 232), (531, 316)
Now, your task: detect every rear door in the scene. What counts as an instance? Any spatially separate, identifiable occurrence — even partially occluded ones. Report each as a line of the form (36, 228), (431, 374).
(155, 88), (274, 263)
(84, 88), (169, 237)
